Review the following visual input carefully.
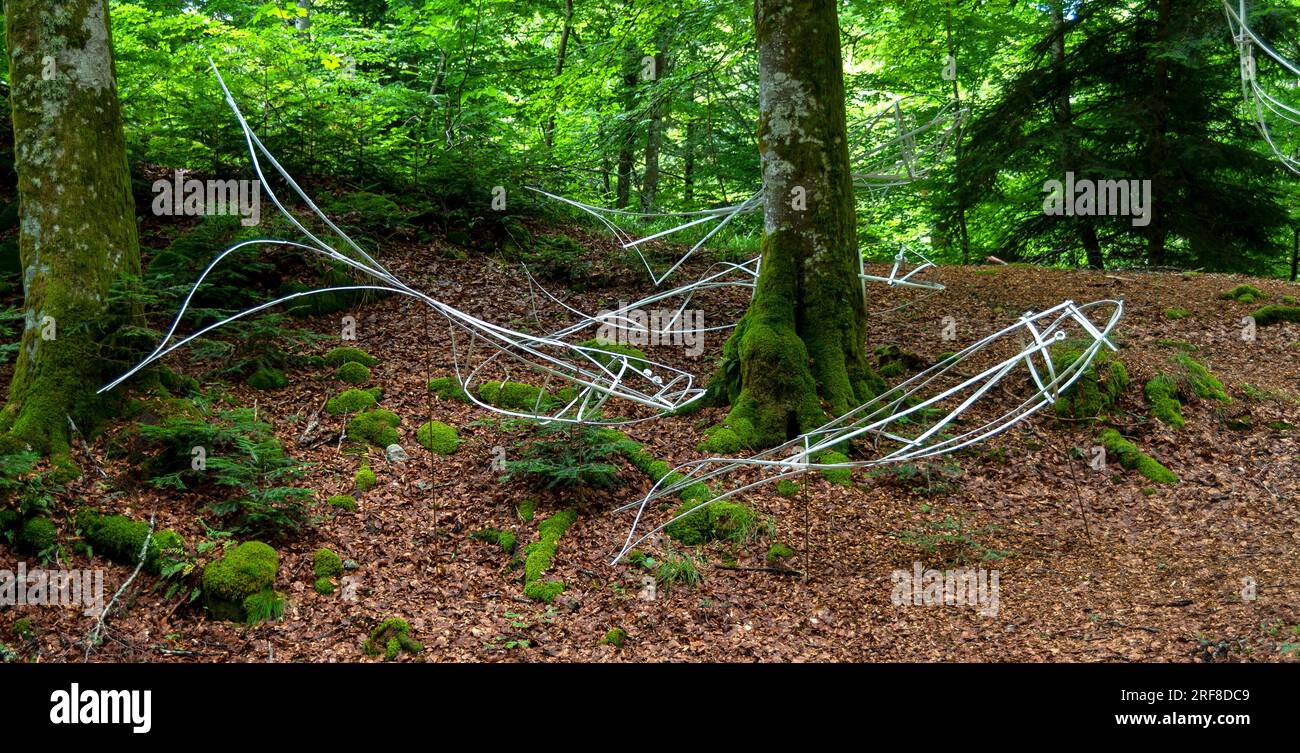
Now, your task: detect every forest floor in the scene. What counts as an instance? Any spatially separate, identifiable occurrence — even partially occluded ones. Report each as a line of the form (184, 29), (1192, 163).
(3, 226), (1300, 663)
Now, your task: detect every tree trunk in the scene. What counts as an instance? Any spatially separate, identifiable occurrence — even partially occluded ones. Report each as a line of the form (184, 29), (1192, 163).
(2, 0), (141, 463)
(1145, 0), (1172, 267)
(641, 35), (668, 211)
(704, 0), (881, 451)
(614, 46), (639, 209)
(944, 1), (971, 264)
(543, 0), (574, 150)
(1292, 227), (1298, 282)
(1050, 1), (1104, 270)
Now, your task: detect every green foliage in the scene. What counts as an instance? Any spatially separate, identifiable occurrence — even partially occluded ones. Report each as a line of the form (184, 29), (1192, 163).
(242, 589), (285, 626)
(326, 387), (382, 415)
(895, 516), (1011, 565)
(140, 403), (313, 539)
(1251, 305), (1300, 327)
(1163, 308), (1192, 320)
(520, 233), (589, 280)
(416, 421), (460, 454)
(655, 551), (703, 590)
(346, 409), (402, 448)
(1098, 429), (1178, 485)
(334, 361), (371, 384)
(323, 347), (379, 368)
(364, 618), (422, 661)
(322, 192), (409, 239)
(202, 542), (279, 622)
(501, 424), (623, 489)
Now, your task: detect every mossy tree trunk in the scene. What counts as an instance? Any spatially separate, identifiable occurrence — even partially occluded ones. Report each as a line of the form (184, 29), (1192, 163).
(1, 0), (141, 461)
(705, 0), (880, 451)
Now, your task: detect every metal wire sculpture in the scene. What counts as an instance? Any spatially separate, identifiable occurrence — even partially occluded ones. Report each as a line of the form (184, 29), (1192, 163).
(1224, 0), (1300, 174)
(100, 65), (1125, 567)
(610, 298), (1123, 563)
(100, 64), (707, 426)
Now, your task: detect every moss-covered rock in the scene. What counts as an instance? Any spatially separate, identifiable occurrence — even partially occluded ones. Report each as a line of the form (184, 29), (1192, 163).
(1221, 284), (1265, 304)
(576, 338), (651, 371)
(416, 420), (459, 454)
(1250, 305), (1300, 327)
(1174, 354), (1228, 402)
(203, 542), (279, 622)
(323, 347), (378, 367)
(247, 367), (287, 391)
(767, 542), (795, 562)
(76, 510), (187, 574)
(313, 548), (343, 579)
(363, 617), (422, 661)
(1098, 429), (1178, 485)
(19, 516), (55, 553)
(665, 497), (757, 546)
(325, 387), (382, 415)
(334, 361), (371, 384)
(776, 479), (800, 497)
(1053, 345), (1129, 420)
(346, 409), (401, 447)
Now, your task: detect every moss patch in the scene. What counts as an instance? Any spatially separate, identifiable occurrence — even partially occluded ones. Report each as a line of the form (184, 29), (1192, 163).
(601, 627), (627, 648)
(1144, 375), (1185, 428)
(1098, 429), (1178, 485)
(470, 528), (517, 555)
(325, 387), (382, 415)
(363, 617), (423, 661)
(354, 464), (376, 493)
(1250, 305), (1300, 327)
(416, 420), (459, 454)
(1163, 308), (1192, 320)
(1221, 284), (1265, 304)
(1054, 345), (1129, 420)
(816, 450), (853, 486)
(522, 509), (576, 603)
(334, 361), (371, 384)
(327, 494), (357, 512)
(324, 347), (378, 367)
(346, 409), (401, 447)
(76, 509), (186, 574)
(202, 541), (279, 622)
(19, 516), (56, 553)
(428, 376), (471, 402)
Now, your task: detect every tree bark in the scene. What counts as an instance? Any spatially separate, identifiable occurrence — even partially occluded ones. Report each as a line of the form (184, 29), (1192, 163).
(1145, 0), (1173, 266)
(1050, 1), (1104, 270)
(2, 0), (142, 462)
(614, 44), (639, 209)
(543, 0), (574, 150)
(704, 0), (881, 451)
(641, 35), (668, 211)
